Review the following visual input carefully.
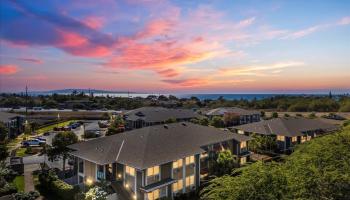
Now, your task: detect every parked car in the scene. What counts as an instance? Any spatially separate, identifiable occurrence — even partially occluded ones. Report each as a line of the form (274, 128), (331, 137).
(22, 139), (43, 147)
(34, 136), (47, 142)
(43, 132), (51, 136)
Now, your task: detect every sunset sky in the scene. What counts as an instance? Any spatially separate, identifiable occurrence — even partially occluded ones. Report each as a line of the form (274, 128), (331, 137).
(0, 0), (349, 94)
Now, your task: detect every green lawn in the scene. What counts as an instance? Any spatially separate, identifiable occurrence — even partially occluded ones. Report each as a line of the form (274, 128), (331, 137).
(13, 176), (25, 192)
(36, 120), (76, 135)
(16, 147), (27, 157)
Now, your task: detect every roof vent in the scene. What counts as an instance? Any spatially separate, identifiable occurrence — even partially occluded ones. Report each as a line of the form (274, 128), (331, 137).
(164, 124), (168, 129)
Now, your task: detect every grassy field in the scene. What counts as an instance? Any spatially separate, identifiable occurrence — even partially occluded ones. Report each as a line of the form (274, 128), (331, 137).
(13, 176), (25, 192)
(35, 120), (76, 134)
(15, 147), (27, 157)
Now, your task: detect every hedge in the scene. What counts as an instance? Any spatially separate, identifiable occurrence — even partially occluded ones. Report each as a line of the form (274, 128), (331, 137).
(38, 171), (79, 200)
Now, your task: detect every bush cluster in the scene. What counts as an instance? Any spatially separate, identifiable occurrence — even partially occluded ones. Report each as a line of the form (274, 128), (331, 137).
(38, 170), (79, 200)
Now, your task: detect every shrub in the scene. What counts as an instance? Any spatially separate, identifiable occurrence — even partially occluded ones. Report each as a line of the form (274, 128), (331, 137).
(85, 186), (108, 200)
(272, 112), (278, 118)
(308, 113), (316, 119)
(13, 191), (40, 200)
(38, 170), (79, 200)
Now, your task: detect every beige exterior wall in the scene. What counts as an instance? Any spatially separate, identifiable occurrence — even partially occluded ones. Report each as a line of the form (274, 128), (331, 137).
(84, 160), (96, 182)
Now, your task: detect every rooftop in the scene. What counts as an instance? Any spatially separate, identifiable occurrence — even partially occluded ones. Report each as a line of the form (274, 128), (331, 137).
(0, 111), (24, 122)
(206, 107), (260, 116)
(233, 117), (339, 137)
(69, 122), (250, 169)
(124, 107), (199, 123)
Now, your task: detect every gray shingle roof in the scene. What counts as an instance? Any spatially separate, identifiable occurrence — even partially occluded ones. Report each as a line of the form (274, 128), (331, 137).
(206, 107), (260, 116)
(0, 112), (24, 122)
(69, 122), (250, 169)
(124, 107), (199, 123)
(233, 117), (338, 137)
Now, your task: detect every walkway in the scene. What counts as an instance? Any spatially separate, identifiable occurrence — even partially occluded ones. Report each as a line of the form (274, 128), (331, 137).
(24, 164), (40, 192)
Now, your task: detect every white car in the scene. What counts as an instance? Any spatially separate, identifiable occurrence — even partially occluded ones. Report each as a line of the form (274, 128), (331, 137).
(22, 139), (42, 147)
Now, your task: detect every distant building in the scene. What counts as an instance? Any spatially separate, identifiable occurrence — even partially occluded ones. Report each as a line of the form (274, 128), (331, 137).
(205, 107), (261, 126)
(0, 112), (25, 138)
(123, 107), (199, 129)
(69, 122), (251, 200)
(231, 118), (338, 151)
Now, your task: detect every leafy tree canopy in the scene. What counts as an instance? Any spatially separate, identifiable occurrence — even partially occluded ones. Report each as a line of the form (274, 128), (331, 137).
(201, 126), (350, 200)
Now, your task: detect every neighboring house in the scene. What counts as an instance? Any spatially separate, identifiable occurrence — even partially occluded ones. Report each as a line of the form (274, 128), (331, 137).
(69, 122), (251, 200)
(231, 117), (338, 151)
(0, 112), (25, 138)
(123, 107), (199, 129)
(206, 107), (261, 126)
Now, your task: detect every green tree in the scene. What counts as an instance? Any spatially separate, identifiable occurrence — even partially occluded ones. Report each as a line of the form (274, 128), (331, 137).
(201, 162), (288, 200)
(213, 150), (236, 176)
(272, 112), (278, 118)
(210, 116), (224, 128)
(201, 127), (350, 200)
(0, 145), (9, 161)
(199, 118), (209, 126)
(165, 117), (177, 124)
(0, 122), (8, 142)
(47, 131), (78, 175)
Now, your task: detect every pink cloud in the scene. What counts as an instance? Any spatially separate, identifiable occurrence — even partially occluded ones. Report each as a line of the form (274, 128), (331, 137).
(338, 16), (350, 25)
(0, 65), (20, 75)
(56, 30), (112, 57)
(17, 58), (43, 64)
(161, 78), (208, 87)
(136, 19), (175, 39)
(83, 16), (104, 29)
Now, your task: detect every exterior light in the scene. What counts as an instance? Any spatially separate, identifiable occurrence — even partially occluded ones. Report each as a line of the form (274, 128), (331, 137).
(133, 195), (137, 199)
(125, 183), (129, 188)
(118, 174), (122, 178)
(86, 178), (93, 185)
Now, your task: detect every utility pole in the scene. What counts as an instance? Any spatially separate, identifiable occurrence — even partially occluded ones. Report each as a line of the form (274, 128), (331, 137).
(25, 85), (28, 117)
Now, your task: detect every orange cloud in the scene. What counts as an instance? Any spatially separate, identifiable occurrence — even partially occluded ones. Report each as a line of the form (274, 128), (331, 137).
(0, 65), (20, 75)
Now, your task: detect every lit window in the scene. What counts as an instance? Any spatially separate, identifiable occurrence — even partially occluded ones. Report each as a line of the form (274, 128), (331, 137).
(185, 175), (195, 187)
(172, 179), (183, 193)
(147, 189), (159, 200)
(173, 159), (183, 169)
(240, 157), (247, 165)
(292, 137), (297, 142)
(240, 141), (247, 149)
(126, 166), (135, 176)
(147, 166), (159, 177)
(185, 156), (194, 165)
(200, 152), (208, 159)
(277, 135), (285, 141)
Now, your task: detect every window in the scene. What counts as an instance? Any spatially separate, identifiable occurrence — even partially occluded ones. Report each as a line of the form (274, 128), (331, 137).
(200, 152), (208, 159)
(97, 165), (104, 180)
(240, 157), (247, 165)
(172, 179), (183, 193)
(173, 159), (183, 169)
(125, 166), (135, 176)
(277, 135), (285, 141)
(240, 141), (247, 149)
(292, 137), (297, 143)
(185, 175), (195, 187)
(147, 189), (159, 200)
(185, 156), (194, 165)
(78, 159), (84, 173)
(147, 166), (159, 177)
